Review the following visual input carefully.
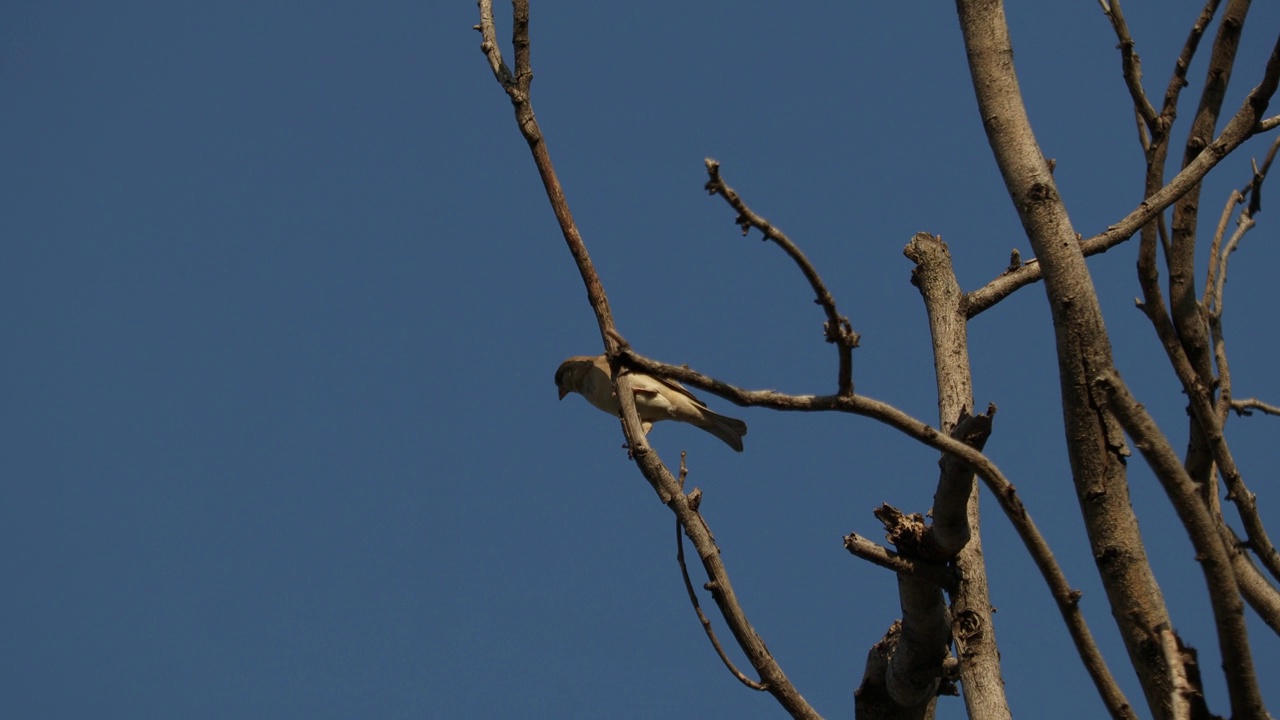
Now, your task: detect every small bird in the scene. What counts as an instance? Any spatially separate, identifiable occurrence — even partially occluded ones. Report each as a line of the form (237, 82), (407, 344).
(554, 355), (747, 452)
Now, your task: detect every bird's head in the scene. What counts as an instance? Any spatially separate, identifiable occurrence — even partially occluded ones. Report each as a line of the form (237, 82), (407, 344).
(554, 357), (587, 400)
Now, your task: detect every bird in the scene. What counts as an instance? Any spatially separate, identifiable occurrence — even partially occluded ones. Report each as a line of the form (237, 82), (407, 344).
(554, 354), (747, 452)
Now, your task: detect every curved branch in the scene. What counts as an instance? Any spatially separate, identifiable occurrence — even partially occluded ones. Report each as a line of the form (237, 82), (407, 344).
(477, 4), (818, 717)
(676, 514), (767, 691)
(703, 158), (859, 396)
(1096, 370), (1265, 719)
(1229, 533), (1280, 635)
(618, 349), (1134, 718)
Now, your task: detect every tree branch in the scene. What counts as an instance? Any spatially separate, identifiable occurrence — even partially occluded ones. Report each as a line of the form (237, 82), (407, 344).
(966, 28), (1280, 318)
(1160, 1), (1222, 122)
(1133, 172), (1280, 587)
(1099, 0), (1159, 127)
(675, 508), (767, 691)
(843, 533), (960, 591)
(476, 5), (818, 716)
(904, 231), (1011, 719)
(618, 347), (1133, 718)
(1166, 0), (1253, 502)
(1230, 397), (1280, 417)
(1096, 370), (1265, 719)
(704, 158), (859, 396)
(955, 1), (1174, 716)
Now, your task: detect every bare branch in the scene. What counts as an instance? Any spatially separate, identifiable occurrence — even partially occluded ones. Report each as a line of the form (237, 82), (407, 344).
(1160, 0), (1223, 122)
(1216, 135), (1280, 310)
(855, 622), (939, 719)
(843, 533), (959, 591)
(905, 231), (1011, 719)
(482, 3), (1280, 717)
(474, 0), (514, 87)
(873, 504), (952, 707)
(966, 30), (1280, 318)
(1131, 160), (1280, 586)
(1206, 196), (1251, 424)
(1166, 0), (1252, 443)
(955, 1), (1178, 715)
(866, 504), (954, 711)
(1155, 626), (1215, 720)
(1096, 370), (1265, 719)
(1202, 189), (1246, 317)
(931, 410), (993, 557)
(889, 568), (950, 708)
(477, 5), (818, 716)
(704, 158), (859, 396)
(1230, 537), (1280, 634)
(614, 312), (821, 718)
(1207, 139), (1280, 424)
(1099, 0), (1159, 126)
(476, 0), (617, 352)
(619, 347), (1133, 717)
(1231, 397), (1280, 417)
(676, 512), (767, 691)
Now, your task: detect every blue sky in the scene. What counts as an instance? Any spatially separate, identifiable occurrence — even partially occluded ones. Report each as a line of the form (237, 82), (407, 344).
(3, 2), (1279, 718)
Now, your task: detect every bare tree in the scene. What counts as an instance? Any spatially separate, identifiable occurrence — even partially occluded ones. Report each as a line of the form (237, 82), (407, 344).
(477, 1), (1280, 718)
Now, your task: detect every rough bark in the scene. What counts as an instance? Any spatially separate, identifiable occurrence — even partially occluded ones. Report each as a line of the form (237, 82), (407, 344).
(954, 2), (1174, 717)
(906, 232), (1011, 720)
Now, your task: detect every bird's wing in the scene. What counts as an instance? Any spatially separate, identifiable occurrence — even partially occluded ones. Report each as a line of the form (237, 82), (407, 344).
(626, 370), (709, 409)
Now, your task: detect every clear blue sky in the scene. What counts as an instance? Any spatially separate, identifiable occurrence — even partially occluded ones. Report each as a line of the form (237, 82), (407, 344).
(4, 2), (1279, 718)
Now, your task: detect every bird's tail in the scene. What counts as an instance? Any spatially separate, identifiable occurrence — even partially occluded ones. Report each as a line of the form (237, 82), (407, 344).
(696, 410), (748, 452)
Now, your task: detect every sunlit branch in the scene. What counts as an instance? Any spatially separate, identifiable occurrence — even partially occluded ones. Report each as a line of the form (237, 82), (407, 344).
(618, 347), (1129, 714)
(703, 158), (859, 396)
(1097, 370), (1265, 718)
(476, 4), (818, 716)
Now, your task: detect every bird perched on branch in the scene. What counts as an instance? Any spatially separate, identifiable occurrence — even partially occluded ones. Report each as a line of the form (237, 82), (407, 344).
(554, 354), (747, 452)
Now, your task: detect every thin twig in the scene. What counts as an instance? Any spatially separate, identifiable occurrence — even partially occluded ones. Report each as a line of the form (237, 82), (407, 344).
(1211, 137), (1280, 424)
(1140, 0), (1219, 283)
(1129, 124), (1280, 587)
(1202, 187), (1245, 425)
(1161, 0), (1222, 121)
(1099, 0), (1159, 126)
(1209, 207), (1252, 417)
(1231, 398), (1280, 417)
(1137, 0), (1221, 280)
(1202, 189), (1246, 316)
(676, 510), (766, 691)
(704, 158), (859, 397)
